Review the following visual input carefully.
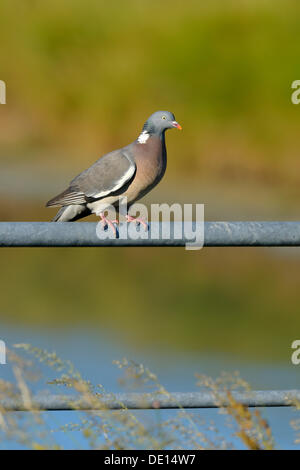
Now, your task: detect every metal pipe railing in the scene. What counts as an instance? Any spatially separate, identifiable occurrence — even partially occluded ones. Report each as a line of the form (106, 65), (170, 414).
(1, 390), (300, 410)
(1, 221), (300, 247)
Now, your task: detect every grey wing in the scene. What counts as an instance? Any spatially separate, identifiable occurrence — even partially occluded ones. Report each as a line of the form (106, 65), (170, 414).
(46, 149), (136, 207)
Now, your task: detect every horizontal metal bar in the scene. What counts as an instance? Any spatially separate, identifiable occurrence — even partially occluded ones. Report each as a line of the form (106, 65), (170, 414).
(1, 390), (300, 411)
(1, 221), (300, 247)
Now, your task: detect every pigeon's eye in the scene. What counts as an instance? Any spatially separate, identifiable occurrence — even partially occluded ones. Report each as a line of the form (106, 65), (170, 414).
(162, 115), (167, 120)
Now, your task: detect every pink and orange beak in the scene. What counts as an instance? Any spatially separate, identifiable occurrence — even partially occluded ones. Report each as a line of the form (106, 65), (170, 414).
(172, 121), (182, 130)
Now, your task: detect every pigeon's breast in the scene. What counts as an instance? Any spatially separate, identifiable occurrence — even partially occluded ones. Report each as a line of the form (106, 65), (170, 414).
(124, 136), (166, 204)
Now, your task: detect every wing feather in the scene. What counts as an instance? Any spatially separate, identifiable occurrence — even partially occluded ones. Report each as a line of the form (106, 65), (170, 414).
(46, 148), (136, 207)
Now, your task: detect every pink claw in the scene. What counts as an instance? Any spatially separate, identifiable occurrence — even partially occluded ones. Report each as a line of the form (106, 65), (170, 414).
(99, 213), (118, 237)
(126, 214), (148, 231)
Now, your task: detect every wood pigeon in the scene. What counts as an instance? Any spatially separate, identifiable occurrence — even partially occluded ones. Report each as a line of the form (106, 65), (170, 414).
(46, 111), (182, 231)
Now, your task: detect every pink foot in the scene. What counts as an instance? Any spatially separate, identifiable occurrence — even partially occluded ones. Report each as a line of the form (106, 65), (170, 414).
(126, 214), (148, 231)
(99, 213), (118, 237)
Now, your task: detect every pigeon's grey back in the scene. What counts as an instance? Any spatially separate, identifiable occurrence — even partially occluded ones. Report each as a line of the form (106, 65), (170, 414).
(46, 147), (136, 207)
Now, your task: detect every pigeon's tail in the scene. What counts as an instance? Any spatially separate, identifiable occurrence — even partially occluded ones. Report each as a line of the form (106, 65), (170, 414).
(51, 205), (90, 222)
(51, 207), (68, 222)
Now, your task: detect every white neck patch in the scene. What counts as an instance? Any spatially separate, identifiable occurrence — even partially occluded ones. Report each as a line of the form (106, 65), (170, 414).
(137, 130), (150, 144)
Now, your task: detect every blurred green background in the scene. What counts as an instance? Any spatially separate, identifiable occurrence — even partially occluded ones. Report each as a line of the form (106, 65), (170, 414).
(1, 0), (300, 361)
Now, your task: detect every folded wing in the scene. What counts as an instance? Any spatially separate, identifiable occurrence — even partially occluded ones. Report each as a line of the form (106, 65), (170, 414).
(46, 149), (136, 207)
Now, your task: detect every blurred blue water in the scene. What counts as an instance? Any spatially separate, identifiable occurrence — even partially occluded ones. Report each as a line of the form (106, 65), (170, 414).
(0, 325), (299, 450)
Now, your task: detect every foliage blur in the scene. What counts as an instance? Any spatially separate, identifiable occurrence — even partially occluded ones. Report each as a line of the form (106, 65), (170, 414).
(0, 346), (277, 450)
(1, 0), (300, 360)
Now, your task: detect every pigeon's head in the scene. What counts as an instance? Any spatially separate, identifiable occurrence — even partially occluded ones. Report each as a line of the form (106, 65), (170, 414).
(143, 111), (182, 135)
